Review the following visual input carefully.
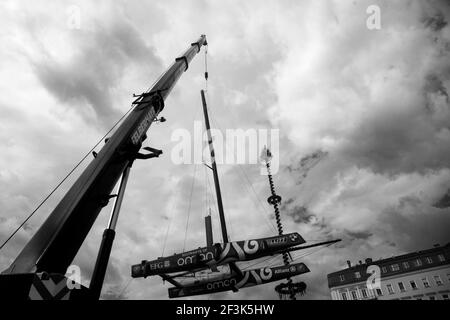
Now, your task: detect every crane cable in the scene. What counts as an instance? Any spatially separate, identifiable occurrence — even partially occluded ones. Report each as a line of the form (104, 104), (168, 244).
(182, 163), (198, 252)
(0, 104), (135, 252)
(204, 43), (208, 92)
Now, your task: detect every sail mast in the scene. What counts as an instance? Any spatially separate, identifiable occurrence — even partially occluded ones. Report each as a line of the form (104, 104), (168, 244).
(200, 90), (229, 243)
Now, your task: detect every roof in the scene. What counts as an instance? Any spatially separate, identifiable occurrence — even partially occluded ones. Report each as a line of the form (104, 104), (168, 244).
(327, 243), (450, 289)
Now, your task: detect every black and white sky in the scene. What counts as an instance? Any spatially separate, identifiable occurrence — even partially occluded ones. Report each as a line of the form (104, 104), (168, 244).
(0, 0), (450, 300)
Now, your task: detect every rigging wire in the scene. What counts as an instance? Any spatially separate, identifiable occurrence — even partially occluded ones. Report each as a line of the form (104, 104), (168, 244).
(0, 104), (135, 252)
(234, 165), (278, 234)
(161, 190), (178, 257)
(163, 84), (204, 255)
(204, 155), (208, 217)
(118, 277), (133, 300)
(204, 43), (208, 92)
(241, 253), (281, 271)
(207, 113), (278, 235)
(201, 80), (280, 235)
(183, 163), (198, 252)
(217, 166), (234, 242)
(290, 242), (335, 262)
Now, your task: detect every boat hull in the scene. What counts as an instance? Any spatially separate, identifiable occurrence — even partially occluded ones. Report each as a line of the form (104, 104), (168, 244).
(168, 262), (310, 298)
(131, 232), (305, 277)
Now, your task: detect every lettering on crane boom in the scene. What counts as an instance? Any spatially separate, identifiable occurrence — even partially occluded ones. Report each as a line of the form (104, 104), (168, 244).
(131, 107), (156, 145)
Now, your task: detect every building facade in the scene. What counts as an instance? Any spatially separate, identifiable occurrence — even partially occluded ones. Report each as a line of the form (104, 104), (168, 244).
(327, 243), (450, 300)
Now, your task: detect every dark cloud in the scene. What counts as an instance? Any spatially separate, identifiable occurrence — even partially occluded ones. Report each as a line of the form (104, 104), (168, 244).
(286, 205), (316, 224)
(101, 284), (129, 300)
(345, 230), (372, 241)
(3, 0), (450, 301)
(425, 74), (449, 108)
(424, 12), (448, 31)
(334, 2), (450, 177)
(286, 151), (328, 185)
(380, 200), (450, 252)
(341, 84), (450, 175)
(433, 188), (450, 208)
(28, 17), (162, 129)
(398, 195), (422, 209)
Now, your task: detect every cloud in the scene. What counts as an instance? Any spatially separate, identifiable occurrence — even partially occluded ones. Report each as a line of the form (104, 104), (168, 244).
(1, 0), (450, 301)
(433, 188), (450, 208)
(345, 231), (373, 241)
(423, 11), (448, 31)
(25, 9), (162, 129)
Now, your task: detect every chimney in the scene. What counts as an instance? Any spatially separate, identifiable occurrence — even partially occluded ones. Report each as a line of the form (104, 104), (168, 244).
(365, 258), (373, 265)
(359, 260), (363, 265)
(346, 260), (351, 268)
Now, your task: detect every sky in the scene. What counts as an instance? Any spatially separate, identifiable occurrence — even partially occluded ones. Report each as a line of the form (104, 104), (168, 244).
(0, 0), (449, 300)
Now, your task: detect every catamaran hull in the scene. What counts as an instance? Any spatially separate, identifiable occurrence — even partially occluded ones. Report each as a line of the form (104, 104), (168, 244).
(131, 232), (305, 277)
(168, 262), (310, 298)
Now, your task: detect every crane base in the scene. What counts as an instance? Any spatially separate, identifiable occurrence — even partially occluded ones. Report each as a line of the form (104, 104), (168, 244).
(0, 272), (92, 300)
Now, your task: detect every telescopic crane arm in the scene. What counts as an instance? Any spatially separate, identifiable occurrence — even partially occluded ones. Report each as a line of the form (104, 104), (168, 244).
(3, 35), (207, 276)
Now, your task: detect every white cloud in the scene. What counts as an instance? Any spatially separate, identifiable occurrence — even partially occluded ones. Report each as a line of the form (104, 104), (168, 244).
(0, 0), (449, 300)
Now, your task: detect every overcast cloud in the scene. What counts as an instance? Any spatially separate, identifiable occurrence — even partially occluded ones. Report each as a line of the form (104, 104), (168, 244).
(0, 0), (449, 300)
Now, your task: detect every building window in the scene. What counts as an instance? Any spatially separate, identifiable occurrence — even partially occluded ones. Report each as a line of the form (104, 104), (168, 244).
(339, 274), (345, 282)
(398, 282), (406, 292)
(415, 259), (422, 267)
(391, 264), (400, 271)
(429, 296), (436, 300)
(351, 291), (358, 300)
(355, 271), (361, 279)
(438, 254), (445, 262)
(361, 288), (368, 298)
(376, 288), (383, 296)
(387, 284), (395, 294)
(426, 257), (433, 264)
(382, 266), (387, 273)
(442, 294), (449, 300)
(434, 275), (443, 286)
(447, 273), (450, 282)
(341, 292), (348, 300)
(422, 278), (430, 288)
(410, 280), (418, 290)
(403, 261), (410, 269)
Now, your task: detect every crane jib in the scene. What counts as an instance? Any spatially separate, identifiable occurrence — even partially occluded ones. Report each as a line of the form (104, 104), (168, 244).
(1, 35), (207, 277)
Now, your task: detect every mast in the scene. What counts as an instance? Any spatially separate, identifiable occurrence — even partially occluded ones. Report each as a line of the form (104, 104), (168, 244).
(200, 90), (229, 243)
(3, 35), (207, 276)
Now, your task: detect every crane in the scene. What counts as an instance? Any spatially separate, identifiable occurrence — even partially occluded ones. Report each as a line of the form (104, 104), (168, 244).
(0, 35), (208, 300)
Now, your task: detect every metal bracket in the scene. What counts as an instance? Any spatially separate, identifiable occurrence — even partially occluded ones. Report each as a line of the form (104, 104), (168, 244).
(132, 89), (167, 113)
(191, 41), (201, 53)
(160, 274), (183, 288)
(229, 262), (243, 277)
(99, 194), (118, 208)
(175, 56), (189, 71)
(135, 146), (163, 160)
(203, 163), (213, 171)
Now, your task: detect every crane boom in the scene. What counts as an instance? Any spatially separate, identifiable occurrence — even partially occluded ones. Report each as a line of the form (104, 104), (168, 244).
(2, 35), (207, 275)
